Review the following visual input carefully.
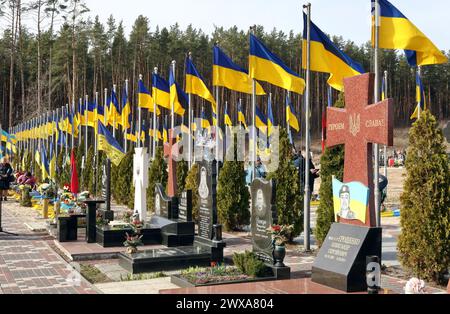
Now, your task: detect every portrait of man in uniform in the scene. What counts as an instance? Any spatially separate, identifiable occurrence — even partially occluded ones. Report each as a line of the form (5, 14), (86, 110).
(338, 185), (356, 220)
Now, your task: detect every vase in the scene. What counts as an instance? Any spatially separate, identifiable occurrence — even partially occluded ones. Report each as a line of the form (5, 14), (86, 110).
(273, 245), (286, 268)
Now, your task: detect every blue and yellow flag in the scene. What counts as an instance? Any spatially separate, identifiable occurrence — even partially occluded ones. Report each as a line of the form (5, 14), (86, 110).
(121, 88), (131, 130)
(213, 45), (265, 95)
(224, 103), (233, 128)
(163, 118), (169, 144)
(286, 95), (300, 132)
(169, 67), (188, 116)
(40, 145), (50, 181)
(372, 0), (448, 66)
(84, 102), (96, 127)
(267, 97), (275, 136)
(186, 58), (217, 113)
(249, 34), (305, 94)
(107, 90), (121, 128)
(49, 142), (56, 179)
(411, 71), (427, 120)
(138, 79), (159, 114)
(237, 101), (247, 130)
(97, 121), (125, 166)
(153, 74), (171, 110)
(201, 110), (211, 130)
(303, 13), (365, 91)
(255, 106), (268, 134)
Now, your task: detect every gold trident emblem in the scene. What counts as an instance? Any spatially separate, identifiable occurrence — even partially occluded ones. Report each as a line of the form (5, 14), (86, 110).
(349, 114), (361, 137)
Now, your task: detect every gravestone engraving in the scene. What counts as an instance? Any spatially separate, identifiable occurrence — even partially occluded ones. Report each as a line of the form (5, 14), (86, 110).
(197, 160), (217, 240)
(101, 163), (107, 200)
(251, 178), (277, 264)
(312, 73), (394, 292)
(155, 184), (174, 219)
(178, 190), (193, 222)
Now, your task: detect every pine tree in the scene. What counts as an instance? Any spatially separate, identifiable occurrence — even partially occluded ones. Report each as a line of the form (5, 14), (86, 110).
(217, 136), (250, 231)
(184, 163), (199, 223)
(398, 110), (450, 284)
(112, 150), (134, 208)
(147, 146), (167, 213)
(176, 160), (189, 198)
(268, 128), (303, 238)
(314, 93), (345, 247)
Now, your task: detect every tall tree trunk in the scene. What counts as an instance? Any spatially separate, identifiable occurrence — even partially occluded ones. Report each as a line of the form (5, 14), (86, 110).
(9, 0), (17, 127)
(48, 3), (56, 110)
(37, 0), (42, 114)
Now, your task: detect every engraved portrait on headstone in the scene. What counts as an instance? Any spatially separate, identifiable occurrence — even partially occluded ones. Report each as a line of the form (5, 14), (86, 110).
(198, 167), (209, 200)
(155, 193), (161, 216)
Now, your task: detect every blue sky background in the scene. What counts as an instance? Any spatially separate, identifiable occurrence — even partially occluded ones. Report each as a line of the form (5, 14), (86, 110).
(85, 0), (449, 50)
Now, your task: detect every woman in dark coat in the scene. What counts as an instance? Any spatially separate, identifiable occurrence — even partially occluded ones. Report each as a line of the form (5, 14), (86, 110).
(0, 157), (14, 201)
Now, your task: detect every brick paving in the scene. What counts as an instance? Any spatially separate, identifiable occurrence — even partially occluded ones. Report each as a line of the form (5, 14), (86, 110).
(0, 200), (97, 294)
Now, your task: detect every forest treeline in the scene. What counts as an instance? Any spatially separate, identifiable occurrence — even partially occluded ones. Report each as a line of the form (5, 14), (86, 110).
(1, 0), (449, 137)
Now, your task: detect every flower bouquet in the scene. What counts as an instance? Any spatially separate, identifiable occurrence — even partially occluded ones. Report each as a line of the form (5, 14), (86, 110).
(123, 233), (143, 254)
(404, 278), (426, 294)
(267, 225), (294, 247)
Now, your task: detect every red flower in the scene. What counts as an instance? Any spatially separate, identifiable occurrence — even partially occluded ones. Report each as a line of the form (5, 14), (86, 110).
(273, 226), (281, 232)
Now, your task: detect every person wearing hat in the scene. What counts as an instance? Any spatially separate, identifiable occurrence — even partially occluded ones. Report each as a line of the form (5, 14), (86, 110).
(338, 185), (356, 220)
(0, 157), (14, 201)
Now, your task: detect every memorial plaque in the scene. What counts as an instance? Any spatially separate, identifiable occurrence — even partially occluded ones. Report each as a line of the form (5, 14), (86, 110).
(197, 160), (217, 240)
(101, 163), (107, 199)
(312, 223), (382, 292)
(155, 184), (175, 220)
(178, 190), (193, 222)
(251, 178), (277, 264)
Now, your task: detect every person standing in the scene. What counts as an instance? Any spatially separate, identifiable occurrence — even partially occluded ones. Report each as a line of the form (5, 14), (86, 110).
(0, 157), (14, 201)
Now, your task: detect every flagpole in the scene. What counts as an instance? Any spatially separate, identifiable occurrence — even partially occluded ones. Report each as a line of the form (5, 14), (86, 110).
(78, 98), (82, 147)
(71, 100), (75, 151)
(250, 26), (257, 181)
(85, 95), (89, 159)
(94, 91), (99, 196)
(417, 66), (422, 119)
(303, 2), (312, 252)
(287, 91), (291, 142)
(124, 79), (129, 153)
(374, 0), (381, 228)
(113, 84), (117, 140)
(171, 61), (176, 132)
(152, 67), (158, 161)
(138, 75), (143, 149)
(187, 52), (193, 169)
(383, 71), (388, 180)
(65, 104), (69, 162)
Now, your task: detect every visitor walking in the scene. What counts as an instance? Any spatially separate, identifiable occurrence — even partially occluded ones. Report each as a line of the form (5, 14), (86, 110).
(0, 157), (14, 201)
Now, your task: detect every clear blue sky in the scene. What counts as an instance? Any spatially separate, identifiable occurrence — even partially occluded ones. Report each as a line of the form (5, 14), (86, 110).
(86, 0), (449, 50)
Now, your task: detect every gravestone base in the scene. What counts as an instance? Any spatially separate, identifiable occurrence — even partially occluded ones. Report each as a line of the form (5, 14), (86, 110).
(312, 223), (382, 292)
(96, 225), (162, 248)
(194, 236), (226, 264)
(151, 215), (195, 247)
(268, 265), (291, 280)
(118, 246), (211, 274)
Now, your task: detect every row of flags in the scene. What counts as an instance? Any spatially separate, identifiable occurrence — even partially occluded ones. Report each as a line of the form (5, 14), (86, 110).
(8, 0), (447, 174)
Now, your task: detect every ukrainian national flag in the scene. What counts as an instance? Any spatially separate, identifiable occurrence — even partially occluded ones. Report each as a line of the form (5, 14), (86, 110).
(238, 101), (247, 129)
(249, 34), (305, 94)
(255, 106), (268, 134)
(107, 90), (121, 128)
(267, 97), (275, 136)
(303, 13), (365, 91)
(186, 58), (217, 113)
(153, 74), (171, 110)
(97, 121), (125, 166)
(121, 89), (131, 130)
(41, 146), (50, 181)
(213, 45), (265, 95)
(67, 111), (79, 138)
(49, 142), (56, 179)
(169, 67), (188, 116)
(86, 102), (96, 127)
(224, 103), (233, 128)
(411, 72), (426, 120)
(138, 79), (159, 114)
(372, 0), (448, 66)
(163, 118), (169, 144)
(286, 95), (300, 132)
(201, 110), (211, 130)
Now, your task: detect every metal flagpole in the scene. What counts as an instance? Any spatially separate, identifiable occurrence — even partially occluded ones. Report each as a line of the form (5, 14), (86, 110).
(187, 53), (193, 169)
(152, 67), (158, 161)
(138, 75), (143, 149)
(55, 108), (59, 168)
(417, 66), (422, 119)
(85, 95), (89, 158)
(71, 100), (75, 151)
(250, 26), (257, 181)
(374, 0), (381, 227)
(113, 85), (117, 139)
(124, 79), (129, 153)
(303, 3), (312, 252)
(78, 98), (82, 147)
(94, 91), (99, 196)
(287, 91), (291, 142)
(383, 71), (388, 180)
(171, 61), (176, 131)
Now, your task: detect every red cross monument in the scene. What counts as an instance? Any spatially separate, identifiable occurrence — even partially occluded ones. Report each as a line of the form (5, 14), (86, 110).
(164, 129), (179, 198)
(327, 73), (394, 227)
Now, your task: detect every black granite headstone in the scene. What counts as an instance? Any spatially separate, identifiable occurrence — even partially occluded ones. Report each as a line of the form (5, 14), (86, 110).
(197, 160), (217, 240)
(251, 179), (277, 264)
(178, 190), (193, 222)
(312, 223), (382, 292)
(155, 184), (178, 220)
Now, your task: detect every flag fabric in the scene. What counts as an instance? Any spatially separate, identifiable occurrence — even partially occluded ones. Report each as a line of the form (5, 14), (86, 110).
(201, 110), (211, 130)
(163, 118), (169, 144)
(286, 95), (300, 132)
(98, 121), (126, 166)
(381, 75), (386, 101)
(372, 0), (448, 66)
(267, 97), (275, 136)
(303, 13), (365, 91)
(249, 34), (305, 94)
(213, 45), (265, 95)
(138, 79), (155, 111)
(169, 67), (188, 116)
(224, 103), (233, 127)
(41, 145), (50, 181)
(86, 102), (96, 127)
(121, 88), (132, 130)
(186, 58), (217, 113)
(49, 142), (56, 179)
(411, 71), (426, 120)
(255, 106), (268, 134)
(107, 90), (121, 128)
(238, 101), (247, 129)
(153, 73), (171, 110)
(70, 148), (79, 194)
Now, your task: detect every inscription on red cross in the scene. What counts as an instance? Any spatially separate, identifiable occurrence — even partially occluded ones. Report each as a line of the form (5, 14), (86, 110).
(164, 129), (179, 198)
(327, 73), (394, 227)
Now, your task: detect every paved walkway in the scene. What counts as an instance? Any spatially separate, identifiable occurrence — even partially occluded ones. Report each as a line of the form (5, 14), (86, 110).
(0, 200), (97, 294)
